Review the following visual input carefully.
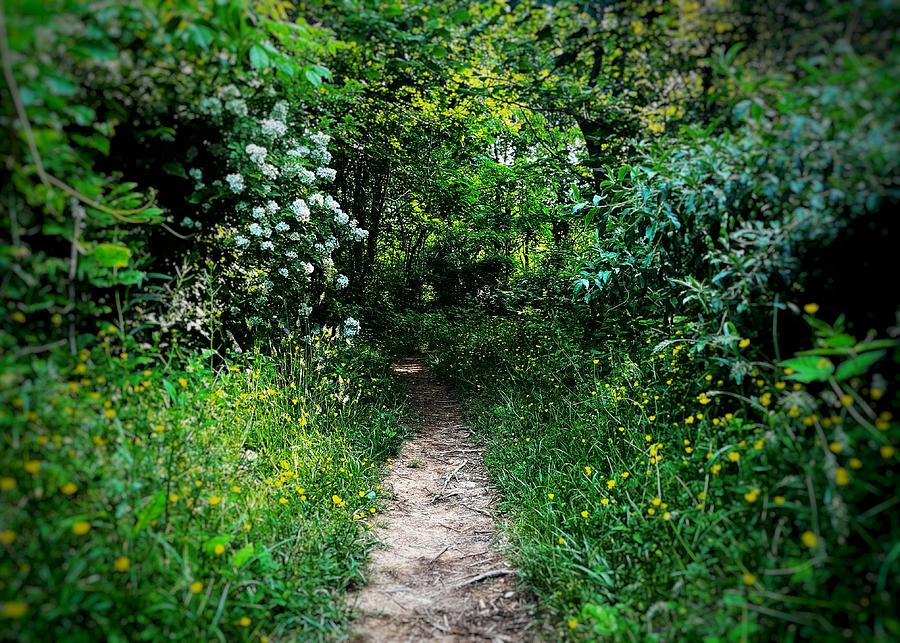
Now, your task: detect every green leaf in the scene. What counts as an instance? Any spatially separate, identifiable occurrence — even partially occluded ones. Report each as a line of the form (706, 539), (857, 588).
(450, 8), (471, 24)
(304, 68), (322, 88)
(94, 243), (132, 268)
(46, 74), (79, 96)
(835, 350), (886, 381)
(779, 356), (834, 382)
(310, 64), (331, 81)
(162, 379), (178, 406)
(114, 270), (144, 286)
(187, 24), (215, 50)
(132, 491), (166, 537)
(249, 44), (270, 70)
(822, 333), (856, 349)
(231, 543), (255, 569)
(854, 339), (898, 352)
(162, 162), (188, 179)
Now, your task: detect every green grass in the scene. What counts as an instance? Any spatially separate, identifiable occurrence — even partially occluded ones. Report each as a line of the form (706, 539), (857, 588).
(423, 310), (899, 641)
(0, 325), (408, 641)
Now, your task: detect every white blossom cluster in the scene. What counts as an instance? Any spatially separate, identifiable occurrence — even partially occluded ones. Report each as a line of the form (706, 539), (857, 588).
(343, 316), (361, 338)
(186, 87), (368, 332)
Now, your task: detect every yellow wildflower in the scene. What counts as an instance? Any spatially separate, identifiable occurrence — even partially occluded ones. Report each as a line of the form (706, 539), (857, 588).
(801, 530), (817, 548)
(835, 468), (850, 486)
(1, 601), (28, 619)
(72, 521), (91, 536)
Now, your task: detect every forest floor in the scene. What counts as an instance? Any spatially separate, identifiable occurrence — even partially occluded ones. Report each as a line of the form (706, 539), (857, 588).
(350, 356), (537, 642)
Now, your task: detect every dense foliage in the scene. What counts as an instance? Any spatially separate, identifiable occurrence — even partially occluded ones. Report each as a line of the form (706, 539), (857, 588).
(2, 0), (898, 640)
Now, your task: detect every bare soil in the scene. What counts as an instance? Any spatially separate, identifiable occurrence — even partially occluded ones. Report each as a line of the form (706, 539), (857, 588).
(350, 356), (536, 642)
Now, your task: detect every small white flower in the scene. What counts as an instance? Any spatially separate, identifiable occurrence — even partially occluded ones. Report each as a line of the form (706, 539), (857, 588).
(235, 235), (250, 248)
(343, 316), (361, 337)
(220, 85), (241, 100)
(278, 267), (289, 277)
(266, 200), (279, 214)
(335, 274), (349, 289)
(225, 98), (248, 117)
(260, 118), (288, 139)
(309, 193), (324, 207)
(298, 168), (316, 184)
(275, 221), (290, 233)
(334, 211), (350, 225)
(301, 262), (314, 275)
(290, 198), (310, 222)
(225, 173), (244, 193)
(249, 223), (264, 236)
(310, 132), (331, 147)
(316, 167), (337, 182)
(260, 163), (279, 180)
(198, 97), (222, 116)
(252, 207), (265, 219)
(312, 148), (332, 165)
(261, 240), (274, 251)
(246, 143), (268, 166)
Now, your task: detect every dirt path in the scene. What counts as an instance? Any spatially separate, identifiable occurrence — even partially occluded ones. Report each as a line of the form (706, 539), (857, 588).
(350, 356), (535, 642)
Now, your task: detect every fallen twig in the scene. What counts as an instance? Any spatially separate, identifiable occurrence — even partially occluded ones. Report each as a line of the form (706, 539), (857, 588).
(453, 568), (515, 589)
(463, 504), (492, 517)
(429, 543), (454, 565)
(437, 460), (468, 498)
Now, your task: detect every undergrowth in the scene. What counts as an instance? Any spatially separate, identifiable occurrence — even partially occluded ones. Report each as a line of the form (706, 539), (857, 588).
(418, 308), (899, 641)
(0, 324), (407, 641)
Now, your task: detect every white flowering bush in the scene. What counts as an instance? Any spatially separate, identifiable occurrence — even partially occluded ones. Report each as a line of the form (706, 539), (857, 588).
(186, 88), (368, 334)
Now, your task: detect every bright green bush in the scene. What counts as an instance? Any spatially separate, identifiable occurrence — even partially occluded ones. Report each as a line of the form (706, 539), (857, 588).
(574, 50), (899, 332)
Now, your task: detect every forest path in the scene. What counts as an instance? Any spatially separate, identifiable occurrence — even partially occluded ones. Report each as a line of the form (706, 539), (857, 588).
(350, 356), (536, 642)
